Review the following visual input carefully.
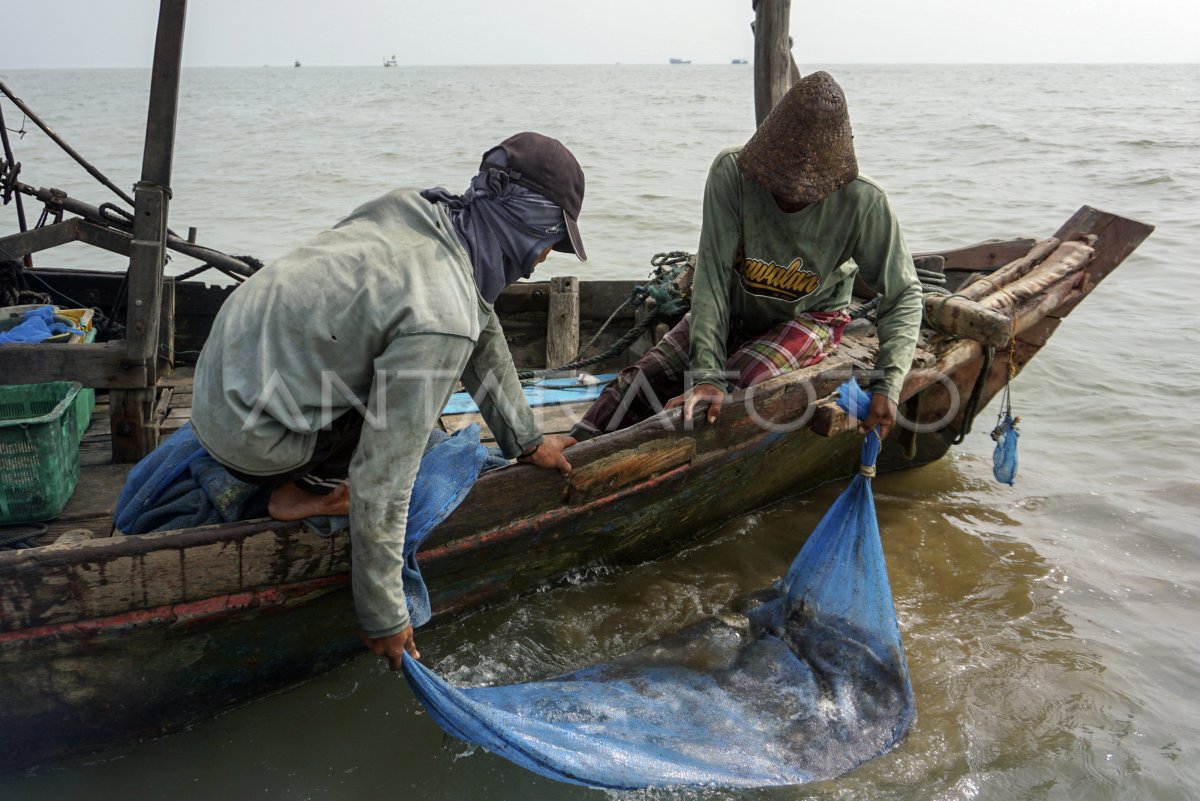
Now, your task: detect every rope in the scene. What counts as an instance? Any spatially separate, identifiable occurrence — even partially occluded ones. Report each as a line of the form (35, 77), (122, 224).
(851, 266), (948, 321)
(99, 202), (135, 228)
(574, 299), (629, 361)
(517, 316), (658, 381)
(518, 251), (693, 381)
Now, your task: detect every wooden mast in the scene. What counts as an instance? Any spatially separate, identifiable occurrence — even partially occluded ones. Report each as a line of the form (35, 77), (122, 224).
(110, 0), (187, 462)
(753, 0), (801, 125)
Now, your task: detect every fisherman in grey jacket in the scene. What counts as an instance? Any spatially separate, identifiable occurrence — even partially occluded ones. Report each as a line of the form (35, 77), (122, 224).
(191, 133), (586, 669)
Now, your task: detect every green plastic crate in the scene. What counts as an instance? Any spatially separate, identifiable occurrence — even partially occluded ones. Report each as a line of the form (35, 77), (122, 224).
(0, 381), (87, 524)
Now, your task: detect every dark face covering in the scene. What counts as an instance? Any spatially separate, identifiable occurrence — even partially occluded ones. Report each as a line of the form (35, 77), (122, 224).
(421, 154), (566, 304)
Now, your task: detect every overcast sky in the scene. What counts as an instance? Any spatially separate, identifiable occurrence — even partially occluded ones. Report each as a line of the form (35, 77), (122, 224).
(1, 0), (1196, 69)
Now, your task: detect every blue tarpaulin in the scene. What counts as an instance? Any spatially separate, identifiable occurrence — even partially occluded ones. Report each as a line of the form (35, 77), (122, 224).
(403, 380), (915, 789)
(442, 374), (615, 415)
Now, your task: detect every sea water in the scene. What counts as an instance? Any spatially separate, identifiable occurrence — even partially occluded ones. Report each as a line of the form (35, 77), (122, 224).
(0, 63), (1197, 800)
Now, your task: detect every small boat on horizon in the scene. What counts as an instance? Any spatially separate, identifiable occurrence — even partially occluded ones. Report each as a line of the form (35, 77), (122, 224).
(383, 54), (397, 67)
(669, 57), (691, 64)
(732, 58), (748, 64)
(293, 59), (301, 68)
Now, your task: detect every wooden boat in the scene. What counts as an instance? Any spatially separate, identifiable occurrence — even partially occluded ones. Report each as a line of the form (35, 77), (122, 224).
(0, 209), (1152, 771)
(0, 0), (1154, 776)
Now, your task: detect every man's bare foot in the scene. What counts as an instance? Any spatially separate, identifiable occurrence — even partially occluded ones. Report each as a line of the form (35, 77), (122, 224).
(268, 481), (351, 521)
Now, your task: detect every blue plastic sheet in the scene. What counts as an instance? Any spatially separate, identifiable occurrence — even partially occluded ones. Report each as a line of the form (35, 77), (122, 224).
(403, 380), (915, 789)
(442, 374), (616, 415)
(992, 412), (1019, 486)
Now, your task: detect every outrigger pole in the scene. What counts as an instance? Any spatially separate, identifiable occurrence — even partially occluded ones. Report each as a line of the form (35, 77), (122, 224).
(0, 0), (187, 462)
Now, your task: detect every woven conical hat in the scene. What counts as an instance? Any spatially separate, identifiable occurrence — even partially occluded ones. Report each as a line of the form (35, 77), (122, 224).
(738, 71), (858, 204)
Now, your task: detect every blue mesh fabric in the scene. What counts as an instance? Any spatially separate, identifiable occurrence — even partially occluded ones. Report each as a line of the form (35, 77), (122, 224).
(403, 380), (915, 789)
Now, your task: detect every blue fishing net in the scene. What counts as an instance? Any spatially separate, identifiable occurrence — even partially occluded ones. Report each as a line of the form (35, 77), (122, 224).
(403, 380), (915, 789)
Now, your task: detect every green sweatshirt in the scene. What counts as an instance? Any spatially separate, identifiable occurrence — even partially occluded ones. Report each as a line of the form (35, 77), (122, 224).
(192, 189), (543, 638)
(689, 147), (923, 401)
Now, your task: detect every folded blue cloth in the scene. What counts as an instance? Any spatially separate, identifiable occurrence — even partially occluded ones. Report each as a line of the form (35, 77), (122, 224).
(0, 306), (85, 345)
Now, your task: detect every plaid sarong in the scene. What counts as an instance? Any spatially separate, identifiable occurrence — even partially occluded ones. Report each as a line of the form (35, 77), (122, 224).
(574, 310), (850, 436)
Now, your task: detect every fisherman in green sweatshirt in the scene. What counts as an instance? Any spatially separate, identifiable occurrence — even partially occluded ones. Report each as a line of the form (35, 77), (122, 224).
(573, 72), (922, 440)
(192, 133), (585, 670)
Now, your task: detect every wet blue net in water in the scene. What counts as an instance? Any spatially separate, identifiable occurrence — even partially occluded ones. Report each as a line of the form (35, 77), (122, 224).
(403, 380), (915, 789)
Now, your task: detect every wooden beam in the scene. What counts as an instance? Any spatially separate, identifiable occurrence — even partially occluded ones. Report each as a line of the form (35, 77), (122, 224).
(75, 220), (133, 256)
(0, 342), (147, 388)
(545, 275), (580, 368)
(0, 219), (79, 259)
(156, 277), (176, 368)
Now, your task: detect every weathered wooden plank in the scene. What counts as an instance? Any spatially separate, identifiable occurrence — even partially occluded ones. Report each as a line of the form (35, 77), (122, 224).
(0, 521), (352, 629)
(109, 386), (157, 464)
(75, 220), (133, 256)
(918, 237), (1038, 272)
(578, 280), (638, 320)
(545, 275), (580, 368)
(0, 342), (148, 388)
(0, 218), (80, 258)
(567, 438), (696, 504)
(494, 282), (550, 314)
(1051, 205), (1155, 299)
(159, 277), (176, 367)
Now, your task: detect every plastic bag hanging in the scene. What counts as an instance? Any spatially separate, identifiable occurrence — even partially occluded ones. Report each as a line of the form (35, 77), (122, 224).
(990, 382), (1020, 486)
(400, 379), (914, 789)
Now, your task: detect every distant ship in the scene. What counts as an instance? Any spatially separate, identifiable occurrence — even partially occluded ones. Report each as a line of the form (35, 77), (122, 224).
(669, 58), (691, 64)
(293, 60), (301, 68)
(383, 54), (397, 67)
(732, 58), (749, 64)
